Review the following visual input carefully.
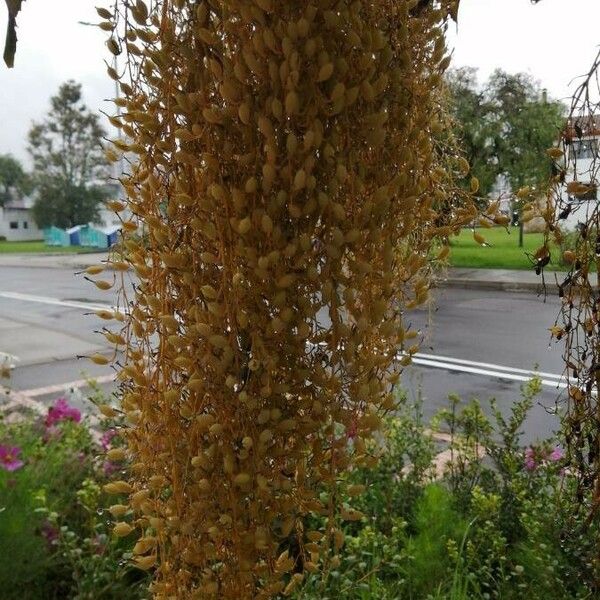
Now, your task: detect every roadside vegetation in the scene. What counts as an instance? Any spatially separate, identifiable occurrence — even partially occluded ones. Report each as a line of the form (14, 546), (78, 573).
(0, 240), (93, 254)
(1, 382), (596, 599)
(449, 227), (566, 271)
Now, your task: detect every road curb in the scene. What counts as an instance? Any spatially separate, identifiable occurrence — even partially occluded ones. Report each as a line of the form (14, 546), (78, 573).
(435, 278), (548, 294)
(0, 254), (108, 270)
(1, 259), (557, 293)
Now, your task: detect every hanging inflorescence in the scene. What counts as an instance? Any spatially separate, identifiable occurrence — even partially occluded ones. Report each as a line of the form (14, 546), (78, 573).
(92, 0), (476, 597)
(542, 48), (600, 528)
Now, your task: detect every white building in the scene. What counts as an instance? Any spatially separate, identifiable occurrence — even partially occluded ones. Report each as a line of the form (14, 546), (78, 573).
(490, 174), (513, 217)
(0, 195), (42, 242)
(559, 115), (600, 231)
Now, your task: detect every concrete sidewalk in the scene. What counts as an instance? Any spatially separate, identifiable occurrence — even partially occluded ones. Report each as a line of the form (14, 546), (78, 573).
(437, 267), (559, 293)
(0, 252), (108, 270)
(0, 252), (561, 293)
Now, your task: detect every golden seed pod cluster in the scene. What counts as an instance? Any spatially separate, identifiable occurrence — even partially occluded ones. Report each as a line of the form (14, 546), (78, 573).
(95, 0), (471, 597)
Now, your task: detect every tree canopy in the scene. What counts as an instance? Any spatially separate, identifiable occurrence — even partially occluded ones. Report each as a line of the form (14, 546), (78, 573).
(446, 67), (565, 198)
(0, 153), (29, 206)
(28, 80), (108, 228)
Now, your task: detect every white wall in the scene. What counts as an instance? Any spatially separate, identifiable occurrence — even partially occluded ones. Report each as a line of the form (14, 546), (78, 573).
(0, 208), (42, 241)
(97, 206), (125, 229)
(560, 139), (599, 231)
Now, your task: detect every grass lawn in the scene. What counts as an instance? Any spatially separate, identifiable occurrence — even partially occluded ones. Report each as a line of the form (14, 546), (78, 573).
(0, 240), (91, 254)
(448, 227), (566, 271)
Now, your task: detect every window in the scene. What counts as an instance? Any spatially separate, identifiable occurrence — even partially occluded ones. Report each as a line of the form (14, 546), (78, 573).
(9, 221), (18, 230)
(22, 221), (28, 229)
(571, 139), (598, 161)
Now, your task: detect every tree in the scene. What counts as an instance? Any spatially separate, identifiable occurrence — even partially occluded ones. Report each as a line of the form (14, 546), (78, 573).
(446, 67), (499, 198)
(447, 68), (565, 245)
(485, 70), (565, 191)
(28, 81), (108, 228)
(447, 67), (565, 196)
(0, 153), (29, 206)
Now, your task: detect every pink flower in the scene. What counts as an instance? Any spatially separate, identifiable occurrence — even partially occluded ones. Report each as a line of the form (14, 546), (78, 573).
(100, 429), (118, 451)
(0, 445), (24, 472)
(524, 447), (537, 471)
(40, 520), (59, 547)
(45, 397), (81, 428)
(549, 447), (564, 462)
(91, 534), (107, 555)
(524, 445), (564, 472)
(102, 460), (119, 477)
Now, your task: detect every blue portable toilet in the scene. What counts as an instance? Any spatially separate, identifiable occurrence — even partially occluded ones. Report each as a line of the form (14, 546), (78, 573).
(79, 224), (105, 248)
(102, 226), (121, 248)
(66, 225), (82, 246)
(43, 226), (69, 246)
(78, 225), (90, 247)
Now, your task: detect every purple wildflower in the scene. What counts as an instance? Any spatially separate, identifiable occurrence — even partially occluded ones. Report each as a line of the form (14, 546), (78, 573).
(102, 460), (119, 477)
(40, 520), (59, 547)
(45, 398), (81, 428)
(524, 447), (537, 471)
(100, 429), (118, 452)
(549, 446), (564, 462)
(0, 445), (24, 472)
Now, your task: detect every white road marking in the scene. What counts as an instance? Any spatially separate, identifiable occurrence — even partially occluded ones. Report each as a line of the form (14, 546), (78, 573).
(0, 291), (111, 312)
(20, 374), (117, 398)
(414, 352), (563, 382)
(0, 291), (567, 389)
(409, 355), (567, 389)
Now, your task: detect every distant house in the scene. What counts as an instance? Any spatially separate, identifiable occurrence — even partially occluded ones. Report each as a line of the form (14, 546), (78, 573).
(560, 115), (600, 230)
(0, 195), (42, 242)
(79, 224), (103, 248)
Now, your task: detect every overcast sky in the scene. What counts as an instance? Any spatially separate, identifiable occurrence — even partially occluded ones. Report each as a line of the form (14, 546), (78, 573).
(1, 0), (599, 163)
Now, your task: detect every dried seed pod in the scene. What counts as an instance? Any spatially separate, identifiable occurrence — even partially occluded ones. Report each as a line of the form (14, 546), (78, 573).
(114, 522), (134, 537)
(90, 353), (110, 365)
(109, 504), (129, 518)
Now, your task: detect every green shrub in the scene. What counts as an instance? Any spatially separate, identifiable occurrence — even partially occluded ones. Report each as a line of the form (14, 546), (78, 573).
(295, 380), (599, 599)
(402, 484), (468, 598)
(0, 396), (149, 599)
(0, 408), (92, 599)
(1, 383), (598, 599)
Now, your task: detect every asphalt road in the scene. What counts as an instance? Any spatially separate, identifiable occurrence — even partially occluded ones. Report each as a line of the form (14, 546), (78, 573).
(406, 288), (565, 443)
(0, 265), (126, 410)
(0, 265), (566, 442)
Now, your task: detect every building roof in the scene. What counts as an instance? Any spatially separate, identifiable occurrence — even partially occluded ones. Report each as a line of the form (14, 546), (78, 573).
(3, 194), (34, 210)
